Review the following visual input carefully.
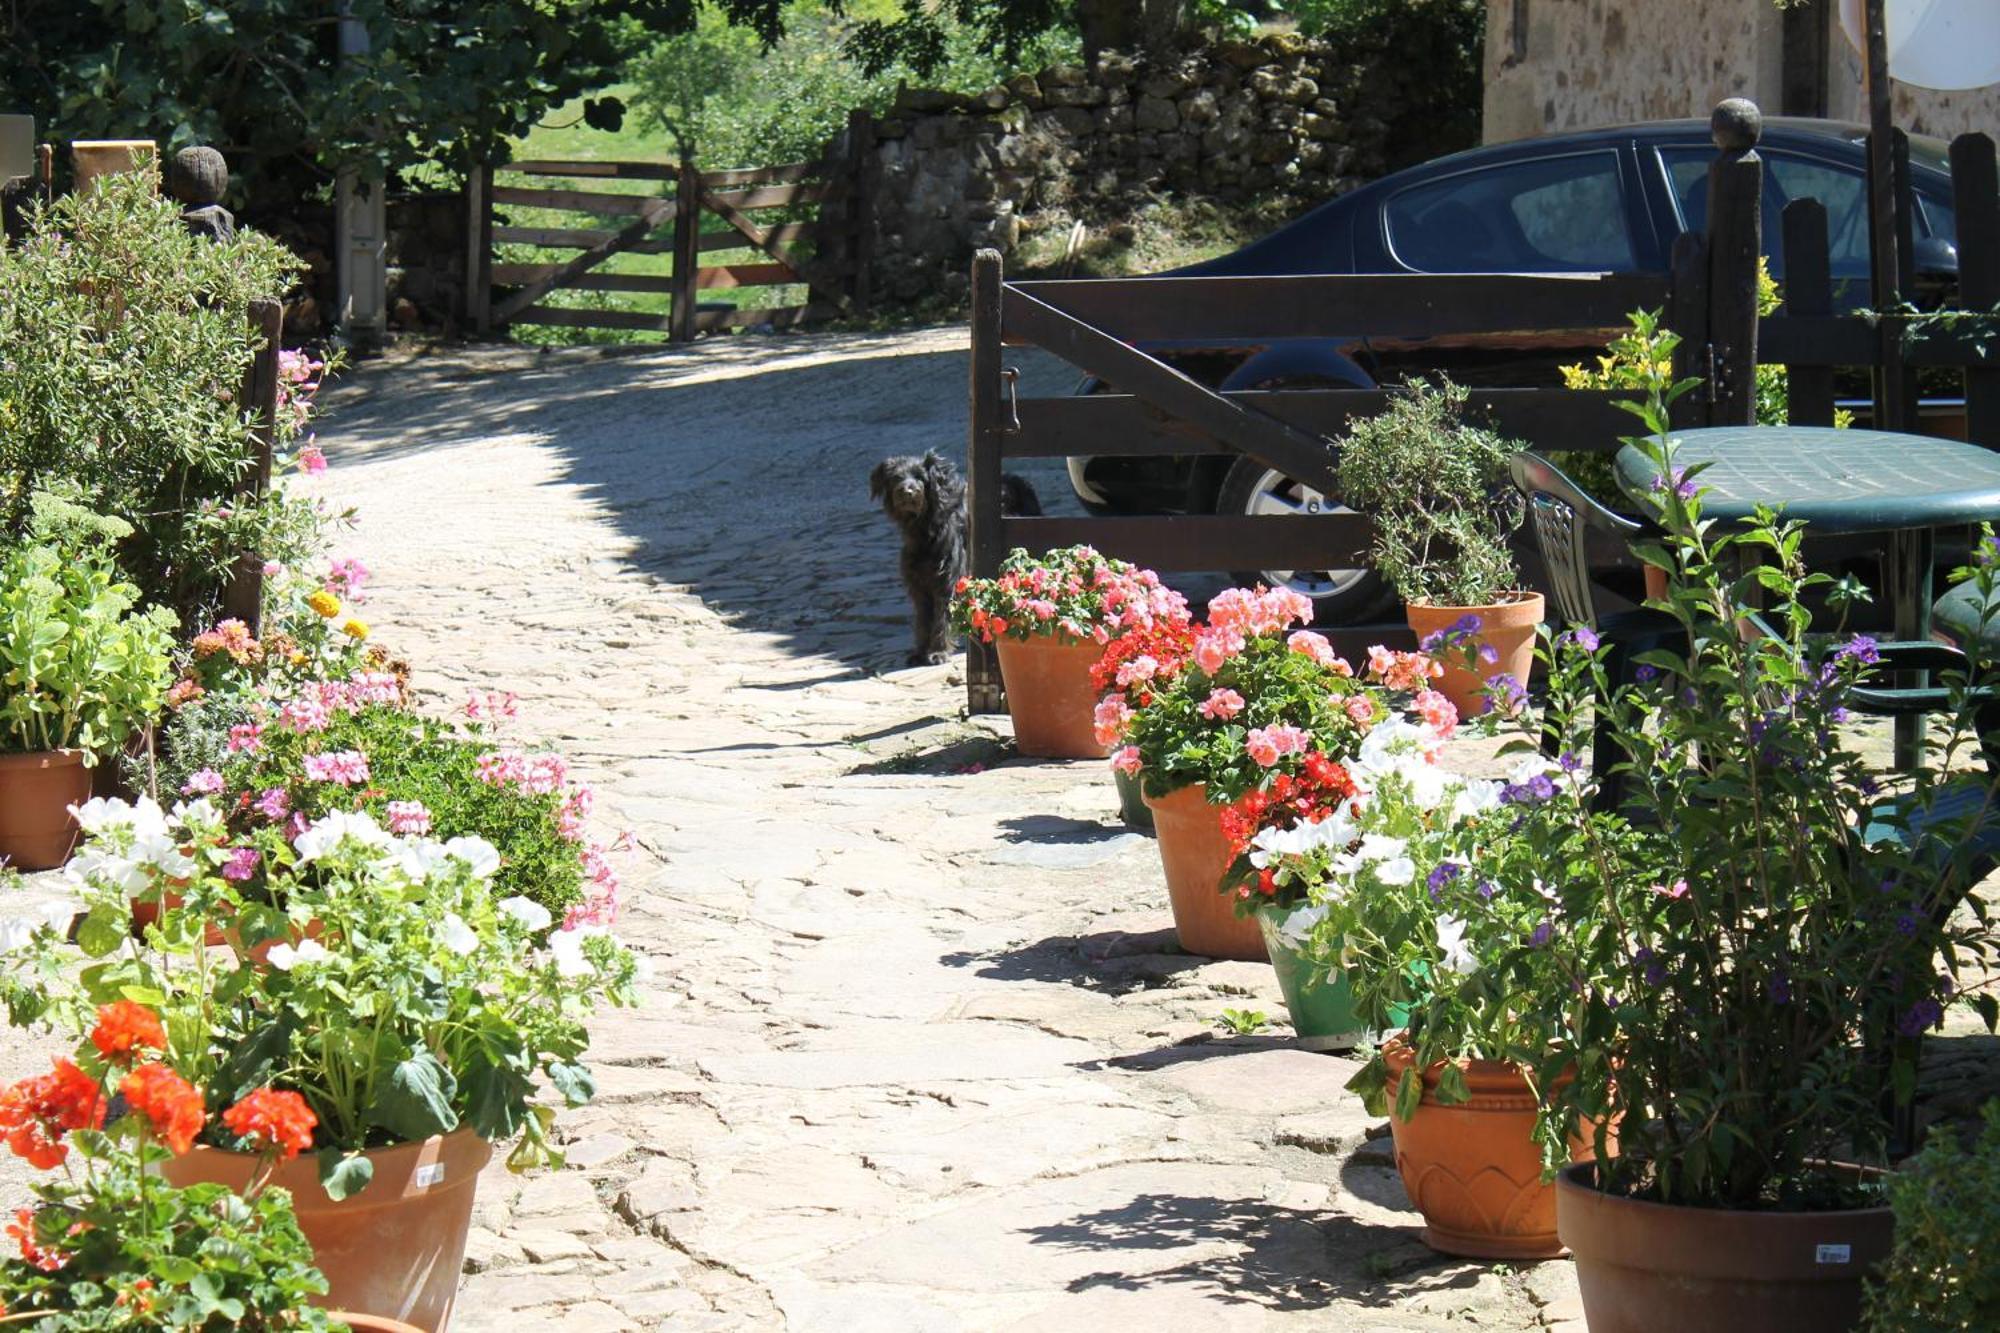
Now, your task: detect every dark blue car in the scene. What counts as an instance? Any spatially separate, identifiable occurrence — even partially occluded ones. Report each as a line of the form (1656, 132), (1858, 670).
(1067, 117), (1959, 620)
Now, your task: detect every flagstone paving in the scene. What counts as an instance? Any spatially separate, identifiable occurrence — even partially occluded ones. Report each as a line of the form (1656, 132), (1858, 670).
(305, 329), (1581, 1331)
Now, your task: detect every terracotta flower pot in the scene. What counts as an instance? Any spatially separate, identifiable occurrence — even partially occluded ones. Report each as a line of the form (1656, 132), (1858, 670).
(1555, 1160), (1894, 1333)
(0, 750), (93, 870)
(1381, 1037), (1598, 1260)
(221, 914), (328, 968)
(994, 633), (1107, 759)
(164, 1128), (493, 1332)
(1404, 592), (1545, 718)
(1141, 783), (1266, 961)
(330, 1317), (427, 1333)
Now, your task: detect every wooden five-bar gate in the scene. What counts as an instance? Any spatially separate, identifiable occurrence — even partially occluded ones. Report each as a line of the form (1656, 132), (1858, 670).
(964, 102), (2000, 714)
(468, 115), (872, 339)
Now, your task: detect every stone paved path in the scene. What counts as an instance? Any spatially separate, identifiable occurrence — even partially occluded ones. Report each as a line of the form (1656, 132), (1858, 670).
(315, 329), (1585, 1331)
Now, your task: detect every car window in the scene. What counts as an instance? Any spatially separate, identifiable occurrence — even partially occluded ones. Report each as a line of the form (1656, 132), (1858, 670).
(1384, 151), (1635, 273)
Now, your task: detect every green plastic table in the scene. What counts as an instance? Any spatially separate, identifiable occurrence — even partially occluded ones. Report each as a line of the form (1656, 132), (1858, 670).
(1616, 425), (2000, 767)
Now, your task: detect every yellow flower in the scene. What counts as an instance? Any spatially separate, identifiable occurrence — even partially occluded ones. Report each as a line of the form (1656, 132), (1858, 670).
(306, 589), (341, 618)
(289, 651), (308, 666)
(341, 618), (369, 641)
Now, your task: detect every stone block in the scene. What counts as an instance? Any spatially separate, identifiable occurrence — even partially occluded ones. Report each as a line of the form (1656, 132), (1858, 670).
(1044, 84), (1105, 109)
(1134, 96), (1179, 133)
(1178, 88), (1220, 128)
(1040, 63), (1086, 88)
(1094, 104), (1135, 134)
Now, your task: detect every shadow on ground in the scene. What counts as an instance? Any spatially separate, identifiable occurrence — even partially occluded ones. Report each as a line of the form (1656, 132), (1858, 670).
(941, 927), (1210, 994)
(1019, 1191), (1462, 1312)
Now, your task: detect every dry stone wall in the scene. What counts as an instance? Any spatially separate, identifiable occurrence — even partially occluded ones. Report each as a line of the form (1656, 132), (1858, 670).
(826, 33), (1434, 306)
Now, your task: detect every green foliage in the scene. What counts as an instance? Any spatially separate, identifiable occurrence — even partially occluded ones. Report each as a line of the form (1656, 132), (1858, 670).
(0, 543), (176, 758)
(633, 5), (1074, 168)
(0, 173), (328, 622)
(1865, 1103), (2000, 1331)
(1336, 378), (1526, 608)
(1218, 1007), (1269, 1034)
(49, 800), (640, 1183)
(1287, 0), (1484, 168)
(0, 0), (795, 200)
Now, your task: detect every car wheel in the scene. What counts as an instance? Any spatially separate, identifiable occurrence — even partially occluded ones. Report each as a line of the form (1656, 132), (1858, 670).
(1214, 455), (1394, 625)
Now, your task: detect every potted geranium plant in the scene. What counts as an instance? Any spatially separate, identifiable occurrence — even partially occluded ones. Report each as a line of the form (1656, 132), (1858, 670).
(0, 999), (343, 1328)
(1458, 360), (2000, 1329)
(1336, 377), (1540, 716)
(40, 798), (640, 1329)
(1118, 585), (1419, 960)
(1090, 608), (1195, 829)
(950, 546), (1180, 758)
(0, 540), (177, 868)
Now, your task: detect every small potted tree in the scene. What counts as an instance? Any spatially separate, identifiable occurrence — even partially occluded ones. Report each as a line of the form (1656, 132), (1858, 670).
(951, 546), (1182, 759)
(1337, 378), (1539, 716)
(0, 540), (176, 868)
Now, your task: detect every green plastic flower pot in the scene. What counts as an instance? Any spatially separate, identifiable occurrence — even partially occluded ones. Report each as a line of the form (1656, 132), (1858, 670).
(1255, 906), (1409, 1053)
(1112, 766), (1153, 830)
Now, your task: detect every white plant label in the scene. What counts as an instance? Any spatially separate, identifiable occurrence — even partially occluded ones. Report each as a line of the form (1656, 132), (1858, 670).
(414, 1163), (446, 1188)
(1815, 1244), (1852, 1265)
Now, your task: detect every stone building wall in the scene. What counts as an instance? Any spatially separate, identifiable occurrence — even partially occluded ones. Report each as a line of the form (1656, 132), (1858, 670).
(824, 32), (1436, 307)
(1483, 0), (2000, 144)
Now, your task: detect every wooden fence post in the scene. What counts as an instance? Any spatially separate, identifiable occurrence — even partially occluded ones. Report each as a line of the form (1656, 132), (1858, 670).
(670, 157), (700, 343)
(464, 161), (492, 334)
(845, 108), (875, 317)
(222, 298), (284, 631)
(1952, 132), (2000, 450)
(1780, 198), (1836, 426)
(1704, 98), (1763, 427)
(967, 249), (1005, 716)
(1667, 231), (1712, 429)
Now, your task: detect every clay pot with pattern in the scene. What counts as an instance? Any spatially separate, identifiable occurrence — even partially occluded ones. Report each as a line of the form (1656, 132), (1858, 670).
(994, 633), (1108, 759)
(1381, 1036), (1602, 1260)
(1141, 783), (1266, 962)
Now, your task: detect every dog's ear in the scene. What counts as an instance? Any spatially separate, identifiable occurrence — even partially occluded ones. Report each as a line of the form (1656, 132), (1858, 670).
(868, 460), (892, 501)
(921, 450), (954, 492)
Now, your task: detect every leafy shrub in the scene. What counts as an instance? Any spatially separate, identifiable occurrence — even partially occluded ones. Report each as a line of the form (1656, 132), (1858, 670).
(0, 542), (177, 758)
(1336, 378), (1526, 607)
(0, 171), (325, 621)
(1865, 1103), (2000, 1332)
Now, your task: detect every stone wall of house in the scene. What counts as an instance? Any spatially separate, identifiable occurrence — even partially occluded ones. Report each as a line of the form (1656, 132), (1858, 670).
(260, 193), (466, 341)
(1483, 0), (2000, 145)
(822, 32), (1437, 307)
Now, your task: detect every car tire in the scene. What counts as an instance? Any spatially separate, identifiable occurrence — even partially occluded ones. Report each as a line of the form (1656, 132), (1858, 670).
(1214, 454), (1395, 626)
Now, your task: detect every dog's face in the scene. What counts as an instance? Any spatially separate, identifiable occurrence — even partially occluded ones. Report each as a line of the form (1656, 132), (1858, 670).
(869, 454), (934, 522)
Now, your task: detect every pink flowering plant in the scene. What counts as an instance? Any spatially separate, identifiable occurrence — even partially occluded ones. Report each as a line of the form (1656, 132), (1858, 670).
(1116, 586), (1428, 805)
(950, 545), (1183, 645)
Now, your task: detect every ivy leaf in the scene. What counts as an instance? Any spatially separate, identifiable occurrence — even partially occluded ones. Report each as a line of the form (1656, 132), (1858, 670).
(366, 1052), (460, 1142)
(547, 1060), (596, 1107)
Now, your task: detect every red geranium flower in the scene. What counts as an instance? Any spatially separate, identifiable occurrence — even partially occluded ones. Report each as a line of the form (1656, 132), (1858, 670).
(0, 1059), (105, 1169)
(221, 1087), (317, 1160)
(8, 1207), (66, 1273)
(118, 1064), (205, 1156)
(90, 1001), (167, 1065)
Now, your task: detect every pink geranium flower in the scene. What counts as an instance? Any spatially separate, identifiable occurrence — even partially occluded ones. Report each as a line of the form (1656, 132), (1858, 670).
(1110, 745), (1143, 775)
(221, 847), (261, 882)
(385, 801), (433, 836)
(1198, 688), (1245, 721)
(182, 768), (223, 796)
(302, 750), (370, 786)
(1414, 689), (1459, 739)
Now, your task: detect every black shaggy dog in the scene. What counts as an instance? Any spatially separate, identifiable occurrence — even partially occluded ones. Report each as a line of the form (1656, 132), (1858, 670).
(870, 451), (1041, 665)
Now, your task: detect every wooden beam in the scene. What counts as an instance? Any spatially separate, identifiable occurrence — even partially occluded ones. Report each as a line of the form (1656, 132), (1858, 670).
(1005, 284), (1341, 491)
(492, 225), (671, 253)
(1000, 514), (1373, 572)
(701, 182), (833, 210)
(490, 196), (676, 326)
(1781, 198), (1837, 426)
(698, 162), (820, 187)
(492, 265), (676, 294)
(968, 251), (1006, 714)
(1003, 272), (1669, 342)
(503, 159), (679, 180)
(694, 262), (799, 290)
(490, 184), (666, 216)
(670, 160), (700, 343)
(223, 298), (284, 630)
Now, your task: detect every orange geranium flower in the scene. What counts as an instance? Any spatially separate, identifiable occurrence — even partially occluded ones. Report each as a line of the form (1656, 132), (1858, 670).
(90, 1001), (167, 1065)
(0, 1060), (105, 1169)
(7, 1207), (66, 1273)
(221, 1088), (316, 1160)
(118, 1064), (205, 1156)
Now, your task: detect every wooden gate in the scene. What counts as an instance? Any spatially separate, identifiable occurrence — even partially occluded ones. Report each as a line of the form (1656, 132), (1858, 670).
(470, 139), (868, 339)
(965, 258), (1658, 711)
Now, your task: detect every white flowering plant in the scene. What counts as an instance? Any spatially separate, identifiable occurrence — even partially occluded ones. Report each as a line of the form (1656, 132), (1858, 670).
(22, 798), (640, 1201)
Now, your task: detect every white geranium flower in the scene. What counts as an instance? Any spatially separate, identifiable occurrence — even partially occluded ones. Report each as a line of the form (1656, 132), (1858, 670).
(68, 797), (136, 834)
(388, 838), (449, 882)
(0, 918), (38, 955)
(266, 938), (331, 971)
(170, 798), (221, 830)
(1449, 778), (1504, 823)
(1404, 763), (1451, 811)
(438, 912), (480, 956)
(1376, 855), (1417, 886)
(1355, 833), (1408, 864)
(294, 810), (392, 864)
(1436, 914), (1476, 974)
(128, 827), (195, 879)
(1508, 754), (1560, 785)
(65, 846), (150, 897)
(498, 896), (553, 932)
(1278, 902), (1329, 947)
(1357, 719), (1432, 774)
(128, 797), (171, 838)
(546, 926), (602, 978)
(442, 836), (501, 879)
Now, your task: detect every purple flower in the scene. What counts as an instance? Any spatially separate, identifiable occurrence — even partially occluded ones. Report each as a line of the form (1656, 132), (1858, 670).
(1486, 672), (1528, 714)
(1419, 628), (1444, 653)
(1558, 751), (1582, 774)
(1477, 642), (1500, 665)
(1896, 997), (1944, 1037)
(1476, 879), (1498, 900)
(1635, 664), (1659, 683)
(1768, 972), (1791, 1005)
(1529, 920), (1554, 948)
(1836, 635), (1882, 668)
(1426, 861), (1463, 900)
(1633, 946), (1666, 987)
(1450, 613), (1483, 636)
(1895, 911), (1923, 937)
(1680, 686), (1699, 707)
(1563, 627), (1602, 653)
